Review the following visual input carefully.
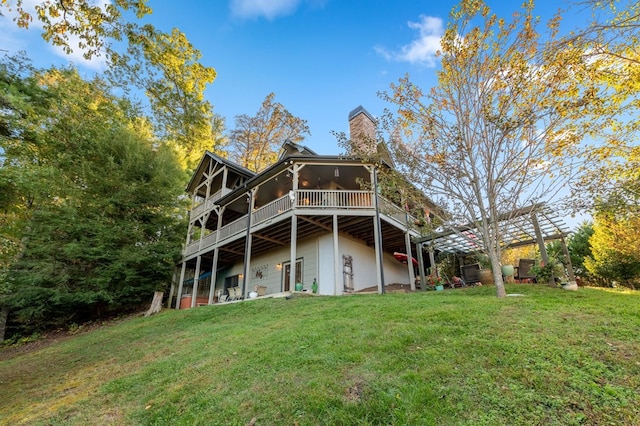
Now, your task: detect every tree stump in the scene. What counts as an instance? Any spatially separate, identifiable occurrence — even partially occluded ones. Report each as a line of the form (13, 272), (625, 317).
(145, 291), (164, 317)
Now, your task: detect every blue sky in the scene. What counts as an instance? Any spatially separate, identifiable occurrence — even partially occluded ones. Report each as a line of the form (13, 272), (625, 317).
(1, 0), (574, 155)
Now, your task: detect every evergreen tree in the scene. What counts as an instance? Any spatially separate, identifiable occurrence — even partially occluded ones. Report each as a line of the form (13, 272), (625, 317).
(1, 59), (186, 336)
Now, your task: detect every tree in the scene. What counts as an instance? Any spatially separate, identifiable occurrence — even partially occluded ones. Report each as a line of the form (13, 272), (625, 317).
(0, 0), (151, 59)
(567, 221), (594, 279)
(549, 0), (640, 213)
(1, 60), (186, 337)
(228, 93), (310, 172)
(584, 206), (640, 288)
(0, 52), (56, 340)
(2, 2), (222, 171)
(381, 0), (593, 297)
(108, 26), (222, 170)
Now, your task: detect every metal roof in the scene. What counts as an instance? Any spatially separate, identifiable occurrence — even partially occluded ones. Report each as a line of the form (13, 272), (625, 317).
(416, 203), (570, 254)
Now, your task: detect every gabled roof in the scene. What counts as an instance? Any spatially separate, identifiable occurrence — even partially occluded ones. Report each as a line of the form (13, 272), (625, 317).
(185, 151), (255, 193)
(278, 139), (318, 160)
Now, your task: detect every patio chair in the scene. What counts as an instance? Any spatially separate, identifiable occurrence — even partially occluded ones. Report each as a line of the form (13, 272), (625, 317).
(228, 286), (241, 301)
(460, 263), (481, 286)
(256, 285), (267, 297)
(235, 286), (244, 300)
(514, 259), (537, 283)
(441, 272), (465, 289)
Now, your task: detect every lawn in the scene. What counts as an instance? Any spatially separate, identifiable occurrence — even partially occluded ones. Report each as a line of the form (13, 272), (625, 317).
(1, 285), (639, 425)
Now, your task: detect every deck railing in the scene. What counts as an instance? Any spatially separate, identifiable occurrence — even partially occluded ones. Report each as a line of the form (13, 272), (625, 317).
(189, 189), (230, 220)
(190, 202), (206, 220)
(201, 231), (218, 248)
(378, 196), (418, 227)
(296, 190), (373, 209)
(184, 190), (420, 257)
(184, 241), (200, 256)
(218, 215), (248, 241)
(253, 194), (293, 224)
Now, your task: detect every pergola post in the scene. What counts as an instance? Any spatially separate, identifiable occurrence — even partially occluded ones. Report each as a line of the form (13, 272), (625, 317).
(531, 211), (554, 285)
(428, 245), (437, 277)
(560, 236), (578, 290)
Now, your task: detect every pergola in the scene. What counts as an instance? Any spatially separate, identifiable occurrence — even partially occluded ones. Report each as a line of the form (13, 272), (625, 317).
(413, 203), (577, 287)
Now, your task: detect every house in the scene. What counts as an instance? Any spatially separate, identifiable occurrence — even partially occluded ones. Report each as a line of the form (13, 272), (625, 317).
(169, 106), (439, 309)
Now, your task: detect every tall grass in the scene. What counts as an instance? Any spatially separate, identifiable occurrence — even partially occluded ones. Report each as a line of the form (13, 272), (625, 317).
(1, 285), (639, 425)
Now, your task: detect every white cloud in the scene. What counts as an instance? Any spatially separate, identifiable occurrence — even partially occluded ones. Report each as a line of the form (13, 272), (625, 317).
(377, 15), (444, 67)
(230, 0), (301, 20)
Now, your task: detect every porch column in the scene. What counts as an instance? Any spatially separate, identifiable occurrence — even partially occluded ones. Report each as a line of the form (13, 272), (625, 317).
(405, 231), (416, 291)
(416, 242), (426, 291)
(207, 247), (220, 304)
(290, 214), (298, 290)
(333, 214), (340, 295)
(242, 189), (256, 298)
(221, 167), (229, 197)
(208, 206), (224, 304)
(372, 166), (385, 294)
(167, 268), (178, 308)
(289, 165), (299, 291)
(191, 255), (202, 308)
(175, 261), (187, 309)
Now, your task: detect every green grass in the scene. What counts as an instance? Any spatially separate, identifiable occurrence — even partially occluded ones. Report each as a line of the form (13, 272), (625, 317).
(1, 285), (639, 425)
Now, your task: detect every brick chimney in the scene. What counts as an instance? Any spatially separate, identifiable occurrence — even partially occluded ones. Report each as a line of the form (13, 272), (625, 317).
(348, 105), (377, 156)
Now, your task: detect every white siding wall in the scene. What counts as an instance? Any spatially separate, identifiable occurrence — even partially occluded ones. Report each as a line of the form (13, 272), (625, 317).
(318, 233), (337, 295)
(382, 251), (413, 286)
(214, 237), (319, 297)
(317, 233), (412, 294)
(213, 231), (412, 298)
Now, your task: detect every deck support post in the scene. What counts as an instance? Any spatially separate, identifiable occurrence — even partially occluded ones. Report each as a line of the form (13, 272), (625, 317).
(333, 214), (340, 295)
(372, 166), (385, 294)
(208, 247), (220, 304)
(167, 268), (177, 308)
(175, 261), (187, 309)
(191, 255), (202, 308)
(405, 229), (416, 291)
(242, 189), (256, 298)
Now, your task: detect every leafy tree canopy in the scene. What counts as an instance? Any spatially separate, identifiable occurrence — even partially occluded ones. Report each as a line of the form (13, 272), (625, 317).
(1, 0), (152, 59)
(0, 57), (186, 336)
(380, 0), (596, 297)
(228, 93), (310, 172)
(584, 206), (640, 288)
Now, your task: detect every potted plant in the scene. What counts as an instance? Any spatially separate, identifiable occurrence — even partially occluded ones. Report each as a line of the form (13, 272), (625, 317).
(427, 275), (445, 291)
(531, 262), (556, 284)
